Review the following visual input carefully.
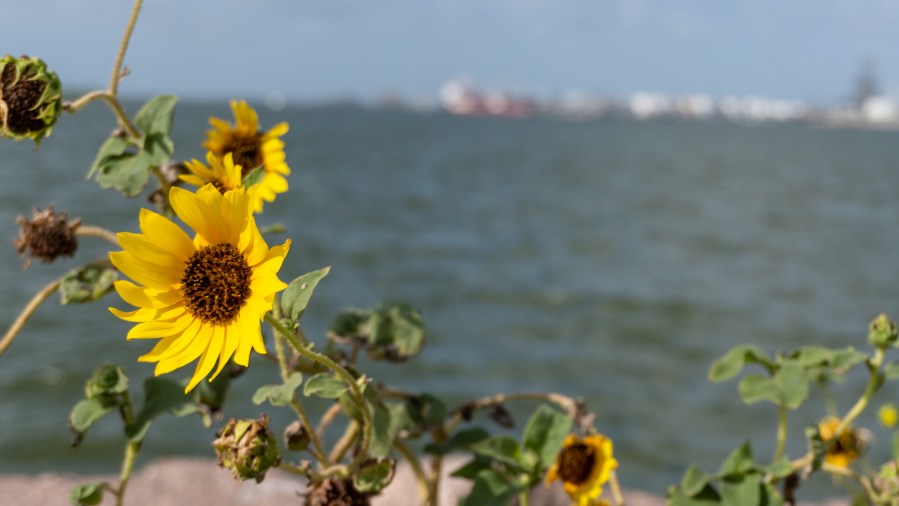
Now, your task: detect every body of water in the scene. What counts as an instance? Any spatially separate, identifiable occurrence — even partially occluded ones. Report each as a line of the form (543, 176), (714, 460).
(1, 103), (898, 495)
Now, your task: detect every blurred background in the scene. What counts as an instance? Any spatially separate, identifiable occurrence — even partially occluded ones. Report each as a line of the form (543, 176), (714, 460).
(3, 0), (899, 497)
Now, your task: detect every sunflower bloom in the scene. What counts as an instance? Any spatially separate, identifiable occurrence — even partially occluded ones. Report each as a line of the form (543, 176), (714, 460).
(818, 417), (863, 468)
(109, 184), (290, 392)
(204, 100), (290, 212)
(546, 433), (618, 506)
(180, 152), (244, 195)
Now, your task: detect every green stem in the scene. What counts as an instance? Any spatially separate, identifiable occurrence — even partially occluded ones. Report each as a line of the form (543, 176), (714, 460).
(115, 391), (141, 506)
(110, 0), (143, 96)
(64, 91), (141, 139)
(836, 347), (884, 436)
(270, 300), (329, 465)
(328, 421), (360, 464)
(518, 491), (529, 506)
(264, 313), (371, 472)
(393, 440), (430, 504)
(773, 404), (787, 463)
(0, 278), (62, 357)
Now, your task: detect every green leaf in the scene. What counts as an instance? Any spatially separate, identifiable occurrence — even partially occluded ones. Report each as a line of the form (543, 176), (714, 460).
(125, 377), (198, 442)
(406, 393), (447, 427)
(738, 362), (808, 409)
(368, 397), (393, 457)
(521, 404), (572, 468)
(303, 373), (349, 399)
(70, 483), (103, 506)
(761, 483), (786, 506)
(791, 346), (833, 367)
(469, 436), (521, 468)
(709, 345), (772, 382)
(829, 347), (868, 373)
(84, 364), (129, 408)
(134, 95), (177, 136)
(242, 166), (266, 189)
(764, 455), (793, 480)
(95, 150), (152, 197)
(281, 267), (330, 321)
(367, 302), (426, 362)
(425, 427), (491, 455)
(680, 466), (713, 497)
(450, 456), (493, 480)
(667, 483), (721, 505)
(884, 362), (899, 380)
(59, 264), (118, 304)
(460, 468), (521, 506)
(253, 373), (303, 406)
(721, 476), (760, 506)
(143, 132), (173, 167)
(353, 458), (395, 494)
(87, 135), (129, 180)
(69, 399), (113, 438)
(719, 441), (756, 477)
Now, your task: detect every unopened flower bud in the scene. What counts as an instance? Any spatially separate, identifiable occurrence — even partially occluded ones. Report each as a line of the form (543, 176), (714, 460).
(13, 207), (80, 268)
(875, 461), (899, 498)
(304, 478), (370, 506)
(0, 55), (62, 144)
(283, 420), (310, 452)
(84, 364), (129, 408)
(213, 415), (280, 483)
(868, 313), (898, 348)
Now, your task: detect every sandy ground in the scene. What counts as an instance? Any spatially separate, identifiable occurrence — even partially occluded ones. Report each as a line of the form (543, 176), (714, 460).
(0, 457), (848, 506)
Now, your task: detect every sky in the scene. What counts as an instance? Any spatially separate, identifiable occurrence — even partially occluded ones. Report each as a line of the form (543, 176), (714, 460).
(4, 0), (899, 105)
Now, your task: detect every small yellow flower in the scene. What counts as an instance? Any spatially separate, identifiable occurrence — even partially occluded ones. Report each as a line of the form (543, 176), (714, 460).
(109, 184), (290, 392)
(818, 417), (863, 468)
(880, 404), (899, 429)
(180, 152), (244, 195)
(204, 100), (290, 212)
(546, 434), (617, 506)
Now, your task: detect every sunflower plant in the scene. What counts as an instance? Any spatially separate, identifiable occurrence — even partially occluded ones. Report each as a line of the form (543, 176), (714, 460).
(0, 2), (622, 506)
(668, 313), (899, 505)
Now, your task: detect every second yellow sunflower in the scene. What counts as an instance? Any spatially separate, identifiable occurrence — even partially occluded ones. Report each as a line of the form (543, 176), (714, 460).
(205, 100), (290, 212)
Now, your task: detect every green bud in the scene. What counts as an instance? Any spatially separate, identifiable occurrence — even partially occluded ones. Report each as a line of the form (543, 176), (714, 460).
(213, 415), (280, 483)
(283, 420), (310, 452)
(868, 313), (898, 348)
(84, 364), (129, 408)
(69, 483), (103, 506)
(0, 55), (62, 145)
(875, 461), (899, 498)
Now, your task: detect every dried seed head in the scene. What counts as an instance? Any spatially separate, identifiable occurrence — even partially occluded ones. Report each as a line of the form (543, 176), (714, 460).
(13, 207), (80, 267)
(212, 415), (280, 483)
(304, 478), (370, 506)
(283, 420), (310, 452)
(0, 55), (62, 145)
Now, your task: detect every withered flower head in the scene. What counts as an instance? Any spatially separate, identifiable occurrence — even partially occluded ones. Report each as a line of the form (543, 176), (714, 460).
(0, 55), (62, 144)
(212, 415), (280, 483)
(283, 420), (311, 452)
(304, 478), (370, 506)
(14, 207), (80, 267)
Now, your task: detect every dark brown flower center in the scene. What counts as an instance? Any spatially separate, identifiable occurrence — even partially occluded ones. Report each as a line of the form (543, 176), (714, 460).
(220, 131), (263, 177)
(180, 243), (252, 325)
(1, 64), (47, 134)
(557, 443), (595, 485)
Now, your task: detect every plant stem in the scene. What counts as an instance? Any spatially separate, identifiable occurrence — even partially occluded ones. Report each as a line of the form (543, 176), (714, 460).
(115, 391), (141, 506)
(110, 0), (143, 97)
(518, 491), (529, 506)
(773, 403), (787, 463)
(393, 440), (430, 504)
(445, 391), (581, 433)
(264, 313), (371, 472)
(76, 225), (120, 246)
(836, 347), (884, 436)
(328, 421), (360, 464)
(0, 278), (62, 357)
(270, 300), (329, 465)
(609, 470), (625, 506)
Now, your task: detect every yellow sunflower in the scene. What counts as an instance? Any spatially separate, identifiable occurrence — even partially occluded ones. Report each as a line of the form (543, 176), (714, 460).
(818, 416), (863, 468)
(546, 433), (618, 506)
(179, 152), (243, 196)
(109, 184), (290, 392)
(204, 100), (290, 212)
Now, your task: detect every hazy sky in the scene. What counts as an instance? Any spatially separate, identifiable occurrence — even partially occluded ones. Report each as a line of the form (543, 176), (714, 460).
(4, 0), (899, 104)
